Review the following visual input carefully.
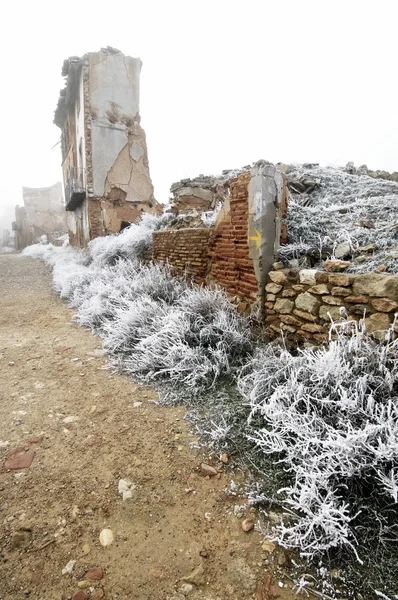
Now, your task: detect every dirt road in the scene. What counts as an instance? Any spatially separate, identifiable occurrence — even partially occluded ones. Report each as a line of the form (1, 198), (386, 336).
(0, 254), (295, 600)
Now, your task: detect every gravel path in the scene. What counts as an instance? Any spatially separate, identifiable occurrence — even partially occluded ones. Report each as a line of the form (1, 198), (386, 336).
(0, 254), (296, 600)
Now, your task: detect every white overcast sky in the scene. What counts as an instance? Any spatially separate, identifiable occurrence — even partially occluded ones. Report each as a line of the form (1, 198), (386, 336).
(0, 0), (397, 227)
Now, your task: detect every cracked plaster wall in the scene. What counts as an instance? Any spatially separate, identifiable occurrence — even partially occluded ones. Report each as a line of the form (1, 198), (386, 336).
(88, 51), (155, 206)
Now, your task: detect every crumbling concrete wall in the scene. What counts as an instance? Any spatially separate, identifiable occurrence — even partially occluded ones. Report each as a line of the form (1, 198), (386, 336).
(14, 183), (67, 250)
(55, 48), (160, 247)
(169, 175), (230, 214)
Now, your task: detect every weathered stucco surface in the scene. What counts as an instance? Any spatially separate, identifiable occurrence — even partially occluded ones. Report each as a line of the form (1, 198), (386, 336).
(15, 183), (67, 249)
(55, 48), (159, 247)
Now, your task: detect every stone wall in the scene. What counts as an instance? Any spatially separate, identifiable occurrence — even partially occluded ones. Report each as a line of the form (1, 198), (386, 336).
(153, 228), (212, 283)
(265, 266), (398, 342)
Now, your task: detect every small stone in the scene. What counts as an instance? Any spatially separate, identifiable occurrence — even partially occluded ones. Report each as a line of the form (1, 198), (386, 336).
(92, 591), (104, 600)
(180, 583), (194, 595)
(89, 405), (97, 414)
(371, 298), (398, 312)
(299, 269), (317, 285)
(261, 539), (276, 553)
(281, 289), (296, 298)
(307, 284), (329, 295)
(272, 261), (284, 270)
(82, 544), (90, 555)
(345, 295), (368, 304)
(324, 260), (350, 272)
(268, 271), (286, 285)
(295, 292), (320, 315)
(63, 416), (79, 424)
(77, 581), (92, 589)
(274, 299), (294, 314)
(328, 274), (351, 286)
(133, 402), (143, 408)
(72, 593), (89, 600)
(8, 361), (15, 366)
(330, 287), (351, 297)
(364, 313), (391, 340)
(180, 563), (205, 585)
(220, 453), (228, 464)
(62, 559), (76, 575)
(265, 283), (282, 294)
(86, 567), (104, 581)
(293, 309), (316, 322)
(334, 242), (351, 259)
(201, 463), (218, 477)
(319, 305), (343, 321)
(241, 518), (254, 532)
(377, 264), (387, 272)
(5, 452), (34, 470)
(322, 295), (343, 305)
(99, 528), (114, 547)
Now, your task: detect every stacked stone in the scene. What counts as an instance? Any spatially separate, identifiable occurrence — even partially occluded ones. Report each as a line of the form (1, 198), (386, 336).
(152, 228), (212, 283)
(208, 173), (258, 301)
(265, 267), (398, 342)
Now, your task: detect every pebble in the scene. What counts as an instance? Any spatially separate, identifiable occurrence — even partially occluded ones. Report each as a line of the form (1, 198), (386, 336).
(62, 559), (76, 575)
(86, 566), (104, 580)
(82, 544), (90, 555)
(63, 416), (79, 424)
(179, 583), (193, 595)
(220, 453), (229, 464)
(201, 463), (218, 477)
(92, 591), (105, 600)
(133, 402), (143, 408)
(8, 361), (15, 366)
(99, 528), (114, 547)
(72, 592), (89, 600)
(261, 539), (276, 553)
(241, 519), (254, 532)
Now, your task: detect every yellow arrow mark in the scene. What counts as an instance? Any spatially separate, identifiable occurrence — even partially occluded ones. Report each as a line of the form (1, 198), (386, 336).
(249, 228), (262, 250)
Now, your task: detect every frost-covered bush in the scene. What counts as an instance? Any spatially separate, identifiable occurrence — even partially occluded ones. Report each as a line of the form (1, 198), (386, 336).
(284, 165), (398, 272)
(239, 320), (398, 565)
(88, 213), (170, 266)
(23, 217), (253, 392)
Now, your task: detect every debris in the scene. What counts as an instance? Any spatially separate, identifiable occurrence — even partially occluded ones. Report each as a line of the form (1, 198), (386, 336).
(8, 361), (15, 366)
(99, 528), (114, 547)
(180, 563), (205, 585)
(5, 451), (34, 470)
(11, 418), (23, 426)
(220, 452), (229, 463)
(179, 583), (193, 595)
(133, 401), (143, 408)
(72, 592), (89, 600)
(241, 518), (254, 532)
(89, 405), (97, 414)
(82, 543), (90, 555)
(262, 539), (276, 553)
(86, 566), (104, 580)
(118, 478), (135, 501)
(201, 463), (218, 477)
(62, 559), (76, 575)
(63, 416), (79, 423)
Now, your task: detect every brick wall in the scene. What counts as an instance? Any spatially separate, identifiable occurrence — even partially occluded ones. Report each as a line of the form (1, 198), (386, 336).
(153, 228), (212, 283)
(265, 266), (398, 342)
(208, 173), (258, 301)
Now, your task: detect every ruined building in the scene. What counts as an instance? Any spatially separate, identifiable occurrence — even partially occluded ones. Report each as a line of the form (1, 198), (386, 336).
(54, 47), (160, 247)
(13, 182), (67, 250)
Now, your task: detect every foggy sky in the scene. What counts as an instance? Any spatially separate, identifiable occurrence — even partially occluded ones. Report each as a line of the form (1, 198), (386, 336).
(0, 0), (397, 229)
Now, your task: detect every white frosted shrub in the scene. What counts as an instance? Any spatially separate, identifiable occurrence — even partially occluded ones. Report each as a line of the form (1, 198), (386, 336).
(239, 320), (398, 562)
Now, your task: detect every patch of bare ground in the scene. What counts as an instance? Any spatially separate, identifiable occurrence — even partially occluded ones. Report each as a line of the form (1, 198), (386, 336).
(0, 255), (299, 600)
